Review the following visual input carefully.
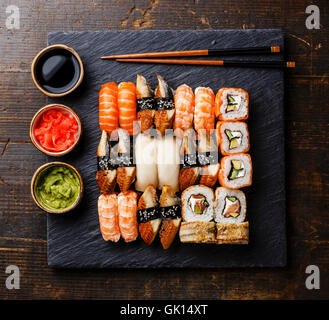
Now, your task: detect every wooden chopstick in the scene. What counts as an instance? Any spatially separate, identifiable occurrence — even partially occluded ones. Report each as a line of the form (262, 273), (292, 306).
(101, 46), (280, 59)
(115, 58), (295, 68)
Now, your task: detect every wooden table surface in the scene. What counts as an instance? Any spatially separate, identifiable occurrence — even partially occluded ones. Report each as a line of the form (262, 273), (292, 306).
(0, 0), (328, 300)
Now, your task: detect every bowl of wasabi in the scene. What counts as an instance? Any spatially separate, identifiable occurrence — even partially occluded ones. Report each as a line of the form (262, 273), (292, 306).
(31, 162), (83, 214)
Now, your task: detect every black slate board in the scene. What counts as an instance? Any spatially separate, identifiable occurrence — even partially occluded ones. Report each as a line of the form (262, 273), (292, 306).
(46, 30), (286, 268)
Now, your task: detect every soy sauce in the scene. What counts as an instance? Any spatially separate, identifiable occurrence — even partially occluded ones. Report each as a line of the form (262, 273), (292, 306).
(35, 49), (81, 94)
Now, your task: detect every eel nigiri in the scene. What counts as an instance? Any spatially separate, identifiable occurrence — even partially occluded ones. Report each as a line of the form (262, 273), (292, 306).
(135, 133), (158, 192)
(136, 74), (155, 133)
(194, 87), (215, 134)
(118, 190), (138, 242)
(138, 184), (161, 245)
(179, 129), (200, 191)
(116, 128), (136, 192)
(157, 135), (180, 192)
(98, 194), (120, 242)
(96, 130), (116, 194)
(118, 82), (137, 136)
(159, 185), (181, 250)
(198, 132), (220, 188)
(99, 82), (119, 134)
(174, 84), (195, 137)
(154, 73), (175, 135)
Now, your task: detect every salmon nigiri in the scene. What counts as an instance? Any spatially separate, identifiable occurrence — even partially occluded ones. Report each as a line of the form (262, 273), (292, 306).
(194, 87), (215, 134)
(174, 84), (195, 137)
(98, 194), (120, 242)
(118, 82), (137, 136)
(118, 190), (138, 242)
(99, 82), (119, 134)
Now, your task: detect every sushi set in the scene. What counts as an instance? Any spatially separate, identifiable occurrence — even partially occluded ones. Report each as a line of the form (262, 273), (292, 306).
(30, 30), (286, 268)
(96, 73), (252, 248)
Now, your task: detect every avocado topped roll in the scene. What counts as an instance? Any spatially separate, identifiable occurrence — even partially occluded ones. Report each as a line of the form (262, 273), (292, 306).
(215, 88), (249, 121)
(214, 187), (246, 224)
(181, 185), (214, 222)
(216, 121), (250, 155)
(218, 153), (252, 189)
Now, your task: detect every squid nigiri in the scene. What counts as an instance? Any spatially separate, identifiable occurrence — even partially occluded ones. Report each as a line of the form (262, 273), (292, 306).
(194, 87), (215, 134)
(154, 73), (175, 135)
(99, 82), (119, 134)
(136, 74), (155, 133)
(118, 190), (138, 242)
(118, 82), (137, 136)
(174, 84), (195, 137)
(98, 194), (120, 242)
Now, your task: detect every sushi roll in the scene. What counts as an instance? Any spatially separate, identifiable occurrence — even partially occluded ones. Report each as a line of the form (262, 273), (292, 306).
(98, 194), (120, 242)
(218, 153), (252, 189)
(216, 222), (249, 244)
(135, 133), (158, 192)
(194, 87), (215, 134)
(174, 84), (195, 137)
(154, 73), (175, 135)
(181, 185), (214, 222)
(118, 82), (137, 135)
(96, 130), (116, 194)
(99, 82), (119, 134)
(159, 185), (181, 250)
(179, 221), (216, 243)
(138, 184), (161, 245)
(179, 129), (200, 191)
(216, 121), (250, 155)
(157, 135), (180, 192)
(215, 88), (249, 121)
(118, 190), (138, 242)
(136, 74), (155, 133)
(214, 187), (246, 224)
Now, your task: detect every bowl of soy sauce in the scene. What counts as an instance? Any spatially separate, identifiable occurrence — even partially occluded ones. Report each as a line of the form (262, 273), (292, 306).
(31, 44), (84, 97)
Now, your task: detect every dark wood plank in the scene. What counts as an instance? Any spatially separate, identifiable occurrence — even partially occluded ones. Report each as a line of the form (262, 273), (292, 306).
(0, 0), (328, 299)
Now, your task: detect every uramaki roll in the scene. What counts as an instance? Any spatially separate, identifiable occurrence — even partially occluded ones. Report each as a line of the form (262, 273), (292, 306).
(216, 121), (250, 155)
(218, 153), (252, 189)
(215, 88), (249, 121)
(214, 187), (246, 224)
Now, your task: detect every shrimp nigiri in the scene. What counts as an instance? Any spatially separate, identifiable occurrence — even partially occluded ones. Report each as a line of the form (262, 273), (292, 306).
(194, 87), (215, 134)
(118, 190), (138, 242)
(98, 194), (120, 242)
(174, 84), (194, 137)
(118, 82), (137, 136)
(99, 82), (119, 134)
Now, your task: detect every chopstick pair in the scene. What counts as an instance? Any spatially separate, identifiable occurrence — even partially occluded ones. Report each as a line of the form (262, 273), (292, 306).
(101, 46), (295, 68)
